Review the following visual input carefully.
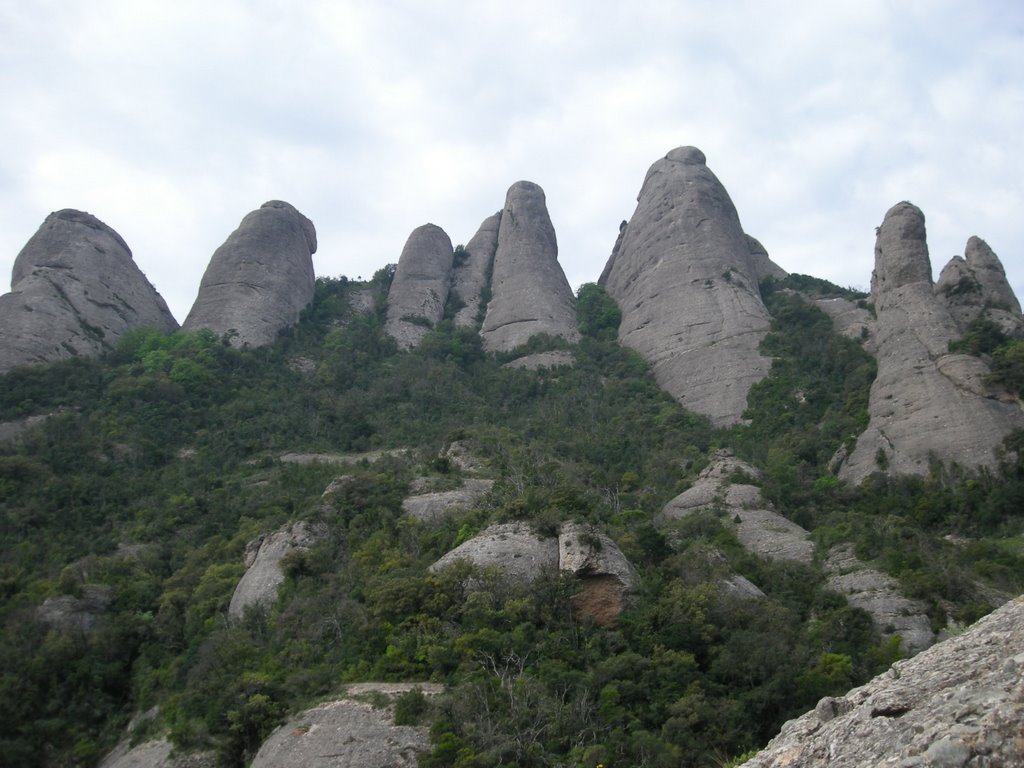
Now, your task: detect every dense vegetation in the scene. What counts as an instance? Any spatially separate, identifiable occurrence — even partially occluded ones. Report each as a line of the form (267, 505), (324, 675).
(0, 274), (1022, 767)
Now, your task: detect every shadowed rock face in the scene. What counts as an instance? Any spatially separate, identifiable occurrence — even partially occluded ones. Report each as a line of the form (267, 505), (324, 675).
(936, 236), (1023, 335)
(600, 147), (774, 426)
(451, 212), (500, 328)
(838, 203), (1023, 483)
(480, 181), (580, 352)
(183, 201), (316, 347)
(384, 223), (454, 348)
(739, 597), (1024, 768)
(0, 209), (178, 372)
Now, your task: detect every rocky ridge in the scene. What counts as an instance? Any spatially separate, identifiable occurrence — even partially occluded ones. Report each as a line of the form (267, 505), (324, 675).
(183, 200), (316, 347)
(599, 147), (777, 427)
(837, 203), (1023, 484)
(0, 209), (178, 373)
(739, 596), (1024, 768)
(384, 223), (455, 349)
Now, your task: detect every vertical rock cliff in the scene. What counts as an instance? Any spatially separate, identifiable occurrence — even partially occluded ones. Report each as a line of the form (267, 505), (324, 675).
(838, 203), (1023, 483)
(600, 147), (776, 427)
(479, 181), (580, 352)
(936, 236), (1023, 336)
(183, 200), (316, 347)
(384, 223), (454, 348)
(450, 212), (500, 328)
(0, 209), (178, 373)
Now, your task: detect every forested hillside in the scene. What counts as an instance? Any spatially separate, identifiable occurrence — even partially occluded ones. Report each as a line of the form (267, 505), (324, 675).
(1, 273), (1022, 767)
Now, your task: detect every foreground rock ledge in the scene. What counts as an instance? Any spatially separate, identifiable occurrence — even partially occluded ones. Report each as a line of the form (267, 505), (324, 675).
(739, 596), (1024, 768)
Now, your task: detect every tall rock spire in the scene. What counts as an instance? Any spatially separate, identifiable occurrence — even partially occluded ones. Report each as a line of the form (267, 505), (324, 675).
(384, 223), (454, 349)
(600, 146), (776, 427)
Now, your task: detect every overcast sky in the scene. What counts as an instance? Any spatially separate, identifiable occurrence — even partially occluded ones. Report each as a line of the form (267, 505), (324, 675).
(1, 0), (1022, 323)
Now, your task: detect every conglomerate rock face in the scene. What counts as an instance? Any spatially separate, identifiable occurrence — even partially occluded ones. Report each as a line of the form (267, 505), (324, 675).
(384, 223), (455, 348)
(450, 212), (500, 328)
(935, 236), (1023, 336)
(479, 181), (580, 352)
(0, 209), (178, 372)
(739, 596), (1024, 768)
(183, 200), (316, 347)
(599, 147), (775, 427)
(837, 203), (1023, 484)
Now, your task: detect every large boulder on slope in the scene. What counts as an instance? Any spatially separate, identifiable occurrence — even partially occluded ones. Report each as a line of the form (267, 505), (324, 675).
(838, 203), (1023, 484)
(738, 596), (1024, 768)
(479, 181), (580, 352)
(0, 209), (178, 373)
(183, 201), (316, 347)
(450, 212), (500, 328)
(599, 147), (775, 426)
(384, 223), (455, 348)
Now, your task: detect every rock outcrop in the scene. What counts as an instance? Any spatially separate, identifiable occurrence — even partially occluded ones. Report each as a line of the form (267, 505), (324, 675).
(401, 478), (494, 523)
(384, 224), (455, 348)
(599, 147), (774, 426)
(99, 737), (215, 768)
(739, 596), (1024, 768)
(430, 521), (640, 623)
(37, 585), (113, 634)
(837, 203), (1023, 484)
(228, 520), (327, 620)
(936, 236), (1023, 336)
(182, 201), (316, 347)
(0, 209), (178, 373)
(250, 690), (431, 768)
(450, 212), (500, 328)
(480, 182), (580, 352)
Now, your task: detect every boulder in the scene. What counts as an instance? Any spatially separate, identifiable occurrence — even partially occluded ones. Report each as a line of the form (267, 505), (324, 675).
(0, 209), (178, 372)
(450, 212), (500, 328)
(99, 737), (215, 768)
(401, 478), (494, 523)
(559, 522), (640, 626)
(429, 522), (559, 583)
(936, 236), (1023, 336)
(37, 585), (113, 633)
(599, 147), (773, 426)
(384, 223), (455, 349)
(228, 520), (327, 620)
(250, 694), (430, 768)
(738, 596), (1024, 768)
(480, 182), (580, 352)
(182, 201), (316, 347)
(837, 203), (1023, 483)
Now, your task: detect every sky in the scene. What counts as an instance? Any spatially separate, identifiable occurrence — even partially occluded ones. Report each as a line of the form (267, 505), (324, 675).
(1, 0), (1022, 323)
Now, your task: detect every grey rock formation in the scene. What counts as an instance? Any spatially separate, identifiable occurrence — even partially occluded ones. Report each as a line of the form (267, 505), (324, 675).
(251, 695), (429, 768)
(401, 478), (494, 523)
(838, 203), (1023, 484)
(37, 585), (113, 633)
(936, 236), (1023, 336)
(182, 201), (316, 347)
(746, 235), (788, 283)
(738, 596), (1024, 768)
(429, 522), (560, 583)
(600, 147), (773, 426)
(228, 520), (327, 619)
(0, 209), (178, 372)
(825, 544), (934, 653)
(99, 737), (215, 768)
(384, 224), (454, 349)
(502, 350), (576, 370)
(659, 451), (814, 564)
(559, 522), (641, 625)
(451, 212), (500, 328)
(480, 182), (580, 352)
(813, 297), (874, 344)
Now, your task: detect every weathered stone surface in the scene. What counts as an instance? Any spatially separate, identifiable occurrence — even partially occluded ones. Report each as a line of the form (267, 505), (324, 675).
(480, 182), (580, 352)
(429, 522), (559, 583)
(182, 201), (316, 347)
(451, 212), (500, 328)
(600, 147), (773, 426)
(838, 203), (1023, 484)
(720, 573), (767, 601)
(559, 522), (640, 625)
(0, 412), (54, 444)
(825, 544), (934, 653)
(37, 585), (113, 633)
(99, 737), (215, 768)
(228, 520), (327, 619)
(278, 449), (411, 466)
(814, 297), (874, 344)
(0, 209), (178, 372)
(738, 596), (1024, 768)
(746, 235), (788, 282)
(936, 236), (1023, 336)
(384, 223), (454, 349)
(251, 696), (429, 768)
(502, 350), (576, 370)
(401, 478), (494, 523)
(442, 440), (487, 474)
